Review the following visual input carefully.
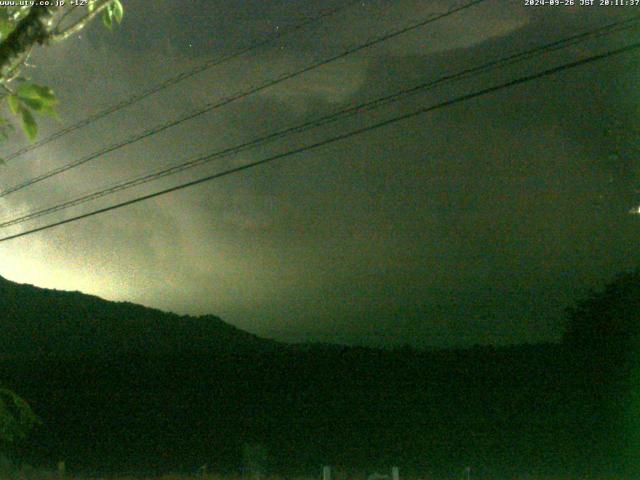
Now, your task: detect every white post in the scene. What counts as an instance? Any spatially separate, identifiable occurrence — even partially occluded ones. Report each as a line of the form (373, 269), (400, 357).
(323, 465), (331, 480)
(391, 466), (399, 480)
(57, 461), (65, 479)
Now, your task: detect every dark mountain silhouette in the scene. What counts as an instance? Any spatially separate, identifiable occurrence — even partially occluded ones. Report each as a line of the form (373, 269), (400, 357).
(0, 273), (633, 478)
(0, 274), (278, 357)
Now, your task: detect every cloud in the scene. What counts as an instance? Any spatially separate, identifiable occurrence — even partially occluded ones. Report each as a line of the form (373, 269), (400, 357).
(1, 0), (637, 348)
(359, 0), (531, 56)
(259, 56), (369, 108)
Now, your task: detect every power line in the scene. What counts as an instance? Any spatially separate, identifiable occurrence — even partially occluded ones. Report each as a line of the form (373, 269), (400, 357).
(1, 39), (638, 244)
(0, 0), (488, 198)
(1, 16), (637, 229)
(0, 0), (365, 163)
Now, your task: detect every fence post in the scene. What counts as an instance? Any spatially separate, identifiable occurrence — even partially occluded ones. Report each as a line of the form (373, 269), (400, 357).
(57, 460), (65, 479)
(323, 465), (331, 480)
(391, 466), (399, 480)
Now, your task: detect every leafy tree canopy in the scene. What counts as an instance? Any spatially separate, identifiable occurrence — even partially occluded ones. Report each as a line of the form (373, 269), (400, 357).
(564, 271), (640, 354)
(0, 0), (124, 460)
(0, 1), (123, 147)
(0, 388), (39, 454)
(563, 269), (640, 387)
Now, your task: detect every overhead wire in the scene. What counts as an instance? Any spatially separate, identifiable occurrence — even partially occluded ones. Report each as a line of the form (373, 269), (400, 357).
(1, 15), (638, 229)
(1, 39), (638, 243)
(0, 0), (488, 198)
(0, 0), (366, 163)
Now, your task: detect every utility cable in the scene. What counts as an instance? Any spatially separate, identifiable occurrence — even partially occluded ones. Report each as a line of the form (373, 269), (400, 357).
(1, 39), (637, 243)
(0, 0), (366, 163)
(1, 16), (637, 229)
(0, 0), (488, 197)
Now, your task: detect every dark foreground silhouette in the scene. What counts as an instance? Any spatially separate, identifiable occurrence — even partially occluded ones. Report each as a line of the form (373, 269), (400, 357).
(0, 272), (637, 478)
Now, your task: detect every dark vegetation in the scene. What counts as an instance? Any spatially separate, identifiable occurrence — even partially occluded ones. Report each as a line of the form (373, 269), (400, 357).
(0, 272), (637, 478)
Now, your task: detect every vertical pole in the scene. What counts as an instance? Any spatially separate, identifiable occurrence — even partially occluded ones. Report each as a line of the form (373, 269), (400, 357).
(391, 466), (399, 480)
(57, 460), (65, 479)
(323, 465), (331, 480)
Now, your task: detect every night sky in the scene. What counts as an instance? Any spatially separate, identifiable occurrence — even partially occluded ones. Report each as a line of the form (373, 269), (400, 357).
(0, 0), (639, 348)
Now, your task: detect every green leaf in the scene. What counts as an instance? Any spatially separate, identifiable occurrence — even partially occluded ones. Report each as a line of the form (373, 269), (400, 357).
(16, 83), (56, 106)
(20, 97), (45, 111)
(113, 0), (124, 23)
(0, 20), (12, 41)
(0, 9), (11, 40)
(7, 95), (20, 115)
(19, 107), (37, 140)
(39, 104), (59, 119)
(102, 7), (113, 30)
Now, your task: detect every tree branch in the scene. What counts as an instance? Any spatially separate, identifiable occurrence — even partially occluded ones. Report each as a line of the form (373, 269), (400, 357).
(53, 5), (79, 33)
(10, 6), (33, 23)
(0, 5), (59, 80)
(51, 0), (113, 42)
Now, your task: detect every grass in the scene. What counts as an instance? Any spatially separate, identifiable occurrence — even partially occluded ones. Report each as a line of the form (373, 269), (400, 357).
(0, 472), (629, 480)
(0, 461), (627, 480)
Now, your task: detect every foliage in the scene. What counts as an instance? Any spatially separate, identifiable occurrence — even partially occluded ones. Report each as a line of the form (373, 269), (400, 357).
(0, 388), (40, 453)
(101, 0), (124, 30)
(0, 275), (627, 477)
(5, 83), (58, 142)
(562, 270), (640, 475)
(563, 269), (640, 374)
(0, 1), (124, 150)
